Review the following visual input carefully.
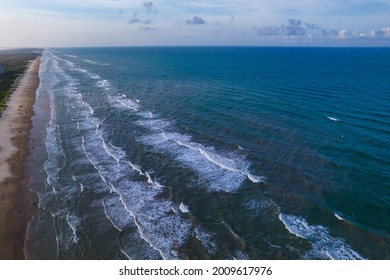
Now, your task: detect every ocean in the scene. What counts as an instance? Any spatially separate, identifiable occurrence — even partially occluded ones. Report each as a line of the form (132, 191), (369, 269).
(24, 47), (390, 259)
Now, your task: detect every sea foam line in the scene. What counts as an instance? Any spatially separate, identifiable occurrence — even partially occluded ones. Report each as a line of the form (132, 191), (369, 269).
(66, 213), (80, 244)
(139, 128), (264, 192)
(111, 183), (167, 258)
(74, 93), (193, 259)
(327, 116), (339, 122)
(126, 161), (164, 190)
(161, 132), (265, 184)
(279, 213), (364, 260)
(102, 194), (134, 232)
(80, 128), (163, 257)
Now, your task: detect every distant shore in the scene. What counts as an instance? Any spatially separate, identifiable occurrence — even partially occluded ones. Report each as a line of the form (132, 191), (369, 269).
(0, 57), (41, 259)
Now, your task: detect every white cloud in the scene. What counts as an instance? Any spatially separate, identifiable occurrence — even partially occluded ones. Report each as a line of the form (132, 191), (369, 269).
(338, 27), (390, 40)
(370, 27), (390, 38)
(338, 29), (350, 39)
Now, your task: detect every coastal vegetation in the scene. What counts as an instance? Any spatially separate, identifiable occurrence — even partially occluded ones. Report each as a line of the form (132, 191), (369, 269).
(0, 49), (42, 114)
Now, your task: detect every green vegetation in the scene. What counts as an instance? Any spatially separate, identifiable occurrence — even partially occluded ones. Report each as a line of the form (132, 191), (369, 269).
(0, 48), (42, 115)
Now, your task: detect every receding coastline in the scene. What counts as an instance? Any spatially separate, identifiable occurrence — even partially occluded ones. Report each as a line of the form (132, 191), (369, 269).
(0, 50), (41, 259)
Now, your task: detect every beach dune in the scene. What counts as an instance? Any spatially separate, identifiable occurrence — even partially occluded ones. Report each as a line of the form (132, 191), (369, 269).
(0, 57), (40, 259)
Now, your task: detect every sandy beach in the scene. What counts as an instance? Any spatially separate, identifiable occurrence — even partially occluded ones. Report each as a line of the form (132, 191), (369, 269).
(0, 57), (40, 259)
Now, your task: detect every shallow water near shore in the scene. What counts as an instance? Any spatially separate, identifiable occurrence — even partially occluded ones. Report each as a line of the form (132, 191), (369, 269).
(25, 47), (390, 259)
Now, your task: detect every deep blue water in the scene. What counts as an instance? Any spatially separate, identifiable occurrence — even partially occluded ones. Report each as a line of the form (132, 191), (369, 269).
(25, 47), (390, 259)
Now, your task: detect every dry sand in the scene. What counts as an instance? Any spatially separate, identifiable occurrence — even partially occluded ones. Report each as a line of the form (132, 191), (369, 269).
(0, 57), (41, 259)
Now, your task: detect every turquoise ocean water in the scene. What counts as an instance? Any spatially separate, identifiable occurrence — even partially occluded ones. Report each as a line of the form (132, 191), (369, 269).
(25, 47), (390, 259)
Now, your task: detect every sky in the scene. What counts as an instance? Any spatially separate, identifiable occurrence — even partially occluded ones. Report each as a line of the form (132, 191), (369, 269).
(0, 0), (389, 47)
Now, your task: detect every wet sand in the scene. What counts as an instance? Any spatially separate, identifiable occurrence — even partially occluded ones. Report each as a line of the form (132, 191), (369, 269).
(0, 57), (41, 259)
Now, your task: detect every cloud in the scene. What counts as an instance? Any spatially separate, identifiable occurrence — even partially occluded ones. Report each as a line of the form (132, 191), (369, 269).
(321, 29), (338, 37)
(128, 12), (140, 24)
(254, 26), (279, 36)
(283, 19), (306, 36)
(128, 8), (155, 29)
(335, 27), (390, 40)
(304, 23), (320, 30)
(370, 27), (390, 38)
(255, 18), (306, 36)
(128, 2), (156, 26)
(337, 29), (369, 39)
(337, 29), (353, 39)
(252, 18), (390, 41)
(143, 1), (156, 13)
(186, 16), (206, 25)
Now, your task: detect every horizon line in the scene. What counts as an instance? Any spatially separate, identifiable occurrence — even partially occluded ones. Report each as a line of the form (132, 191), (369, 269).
(2, 45), (390, 50)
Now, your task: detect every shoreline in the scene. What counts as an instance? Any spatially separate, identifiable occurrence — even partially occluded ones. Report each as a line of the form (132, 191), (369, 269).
(0, 57), (41, 259)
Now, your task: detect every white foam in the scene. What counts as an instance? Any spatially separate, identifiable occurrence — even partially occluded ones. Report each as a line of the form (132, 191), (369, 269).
(244, 199), (279, 217)
(335, 213), (344, 221)
(66, 213), (80, 243)
(170, 204), (178, 214)
(136, 119), (171, 131)
(33, 52), (107, 252)
(36, 52), (67, 209)
(327, 116), (339, 122)
(75, 99), (194, 259)
(232, 250), (249, 260)
(89, 74), (101, 80)
(102, 194), (135, 231)
(279, 213), (364, 260)
(118, 185), (192, 259)
(58, 54), (103, 81)
(119, 228), (162, 260)
(125, 162), (164, 190)
(83, 101), (94, 115)
(67, 63), (100, 81)
(137, 112), (153, 119)
(110, 94), (140, 112)
(179, 203), (189, 213)
(144, 171), (164, 189)
(117, 98), (139, 111)
(96, 79), (111, 90)
(83, 58), (109, 66)
(75, 67), (87, 73)
(83, 59), (96, 64)
(194, 226), (218, 255)
(140, 130), (264, 192)
(44, 103), (65, 196)
(80, 134), (111, 194)
(64, 59), (76, 69)
(247, 173), (266, 183)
